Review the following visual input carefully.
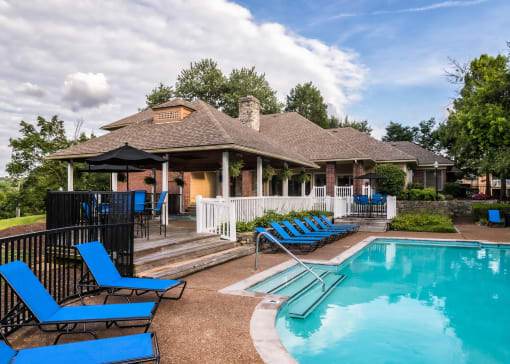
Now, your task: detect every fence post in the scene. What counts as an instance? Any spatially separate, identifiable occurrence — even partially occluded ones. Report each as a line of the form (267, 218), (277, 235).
(196, 195), (203, 233)
(229, 202), (236, 241)
(387, 196), (397, 219)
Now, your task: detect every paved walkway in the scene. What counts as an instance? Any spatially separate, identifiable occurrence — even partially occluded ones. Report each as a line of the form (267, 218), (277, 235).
(7, 221), (510, 363)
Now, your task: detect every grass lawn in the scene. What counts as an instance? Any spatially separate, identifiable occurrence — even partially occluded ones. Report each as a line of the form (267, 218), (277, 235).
(390, 214), (457, 233)
(0, 214), (46, 231)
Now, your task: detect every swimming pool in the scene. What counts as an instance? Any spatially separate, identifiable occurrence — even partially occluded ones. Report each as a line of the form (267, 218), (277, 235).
(254, 238), (510, 363)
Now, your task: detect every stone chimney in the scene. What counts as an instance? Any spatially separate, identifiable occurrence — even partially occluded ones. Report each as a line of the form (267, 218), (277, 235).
(239, 95), (260, 131)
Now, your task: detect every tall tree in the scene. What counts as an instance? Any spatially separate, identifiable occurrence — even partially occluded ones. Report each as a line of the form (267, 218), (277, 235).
(7, 116), (108, 216)
(416, 117), (440, 152)
(144, 82), (173, 109)
(174, 59), (226, 109)
(222, 67), (282, 117)
(440, 53), (510, 196)
(285, 82), (329, 128)
(381, 121), (418, 142)
(333, 115), (372, 135)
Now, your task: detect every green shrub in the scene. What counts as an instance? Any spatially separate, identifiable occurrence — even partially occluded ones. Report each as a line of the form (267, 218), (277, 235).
(407, 188), (437, 201)
(437, 193), (446, 201)
(471, 203), (510, 222)
(236, 210), (333, 232)
(445, 182), (464, 198)
(374, 164), (406, 197)
(478, 217), (488, 226)
(407, 182), (424, 190)
(390, 214), (456, 233)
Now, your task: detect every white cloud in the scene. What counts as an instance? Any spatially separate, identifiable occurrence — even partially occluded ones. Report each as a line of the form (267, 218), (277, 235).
(20, 82), (45, 97)
(62, 72), (111, 111)
(372, 0), (489, 15)
(0, 0), (367, 175)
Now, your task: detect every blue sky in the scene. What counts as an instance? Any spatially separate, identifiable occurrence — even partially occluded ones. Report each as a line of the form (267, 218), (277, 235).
(238, 0), (510, 137)
(0, 0), (508, 175)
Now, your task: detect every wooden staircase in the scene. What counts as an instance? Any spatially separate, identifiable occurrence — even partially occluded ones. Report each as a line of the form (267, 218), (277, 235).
(134, 234), (254, 280)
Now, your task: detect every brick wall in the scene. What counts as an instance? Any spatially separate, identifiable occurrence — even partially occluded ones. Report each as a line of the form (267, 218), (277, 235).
(326, 162), (335, 196)
(241, 170), (253, 197)
(353, 161), (364, 195)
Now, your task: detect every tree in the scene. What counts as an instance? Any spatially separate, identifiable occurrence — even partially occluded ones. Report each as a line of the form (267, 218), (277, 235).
(221, 67), (282, 117)
(174, 59), (226, 109)
(7, 116), (108, 216)
(381, 121), (418, 142)
(285, 82), (329, 128)
(333, 115), (372, 135)
(374, 164), (406, 196)
(144, 82), (173, 109)
(415, 118), (440, 152)
(439, 52), (510, 196)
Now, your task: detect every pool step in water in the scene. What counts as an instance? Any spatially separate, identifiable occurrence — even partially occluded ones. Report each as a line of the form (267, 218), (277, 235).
(274, 271), (330, 299)
(288, 273), (346, 319)
(250, 265), (307, 293)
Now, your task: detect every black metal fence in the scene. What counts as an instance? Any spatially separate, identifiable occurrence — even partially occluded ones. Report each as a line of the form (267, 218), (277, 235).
(0, 223), (133, 336)
(46, 191), (134, 229)
(145, 192), (181, 215)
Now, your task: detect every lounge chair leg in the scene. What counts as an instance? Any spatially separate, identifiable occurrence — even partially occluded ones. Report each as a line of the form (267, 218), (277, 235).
(54, 329), (97, 345)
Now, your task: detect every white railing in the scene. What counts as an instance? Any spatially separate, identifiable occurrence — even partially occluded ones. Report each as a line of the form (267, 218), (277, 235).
(362, 185), (373, 196)
(230, 196), (314, 223)
(196, 196), (236, 241)
(311, 186), (327, 210)
(334, 186), (353, 198)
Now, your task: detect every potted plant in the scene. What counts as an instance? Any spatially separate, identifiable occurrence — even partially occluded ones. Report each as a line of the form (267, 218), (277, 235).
(174, 177), (185, 187)
(263, 164), (276, 182)
(117, 173), (126, 182)
(296, 172), (310, 184)
(144, 176), (156, 185)
(277, 168), (294, 181)
(229, 159), (244, 178)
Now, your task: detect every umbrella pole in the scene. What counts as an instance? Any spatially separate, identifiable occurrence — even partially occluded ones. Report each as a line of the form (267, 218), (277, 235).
(126, 165), (129, 191)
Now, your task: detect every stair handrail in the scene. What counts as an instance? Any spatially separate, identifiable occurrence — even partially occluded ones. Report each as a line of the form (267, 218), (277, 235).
(254, 231), (325, 292)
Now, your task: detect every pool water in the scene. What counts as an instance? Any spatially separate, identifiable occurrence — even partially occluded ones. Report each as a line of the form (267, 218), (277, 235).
(274, 239), (510, 364)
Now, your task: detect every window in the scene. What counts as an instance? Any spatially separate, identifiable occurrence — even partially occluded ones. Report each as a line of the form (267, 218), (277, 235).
(337, 175), (351, 186)
(314, 174), (326, 187)
(424, 170), (443, 190)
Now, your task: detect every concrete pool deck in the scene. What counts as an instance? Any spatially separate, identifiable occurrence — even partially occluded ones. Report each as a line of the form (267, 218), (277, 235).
(6, 220), (510, 363)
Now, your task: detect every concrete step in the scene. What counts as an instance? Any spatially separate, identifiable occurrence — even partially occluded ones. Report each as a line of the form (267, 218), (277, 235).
(134, 234), (219, 259)
(334, 218), (389, 232)
(136, 245), (255, 280)
(134, 239), (236, 273)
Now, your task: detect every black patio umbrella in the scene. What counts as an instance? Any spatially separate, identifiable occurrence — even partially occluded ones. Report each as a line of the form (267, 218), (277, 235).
(86, 142), (166, 190)
(355, 173), (387, 196)
(78, 164), (145, 173)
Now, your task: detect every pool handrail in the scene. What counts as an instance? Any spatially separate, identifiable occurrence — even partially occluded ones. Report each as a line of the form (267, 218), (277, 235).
(254, 231), (325, 292)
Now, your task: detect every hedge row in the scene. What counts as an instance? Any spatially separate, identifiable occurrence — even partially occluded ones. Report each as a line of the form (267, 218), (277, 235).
(390, 214), (456, 233)
(471, 203), (510, 222)
(236, 210), (333, 233)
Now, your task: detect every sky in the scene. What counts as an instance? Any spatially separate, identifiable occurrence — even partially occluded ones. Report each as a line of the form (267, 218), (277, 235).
(0, 0), (509, 176)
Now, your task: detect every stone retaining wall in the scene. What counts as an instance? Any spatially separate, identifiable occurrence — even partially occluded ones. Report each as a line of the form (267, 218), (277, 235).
(397, 199), (497, 217)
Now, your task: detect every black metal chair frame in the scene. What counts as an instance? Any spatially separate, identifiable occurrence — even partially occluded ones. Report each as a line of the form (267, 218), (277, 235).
(76, 271), (187, 304)
(0, 279), (158, 345)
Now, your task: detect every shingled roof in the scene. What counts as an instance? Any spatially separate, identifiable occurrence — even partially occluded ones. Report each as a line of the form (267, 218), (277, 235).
(259, 113), (370, 162)
(389, 141), (454, 166)
(328, 128), (417, 163)
(49, 99), (316, 167)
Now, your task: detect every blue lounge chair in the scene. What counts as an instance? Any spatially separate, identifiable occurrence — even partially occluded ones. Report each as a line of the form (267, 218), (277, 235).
(488, 210), (504, 226)
(303, 218), (347, 237)
(255, 227), (318, 253)
(0, 333), (160, 363)
(75, 241), (186, 304)
(281, 221), (332, 238)
(292, 219), (338, 240)
(269, 222), (321, 242)
(311, 216), (346, 231)
(0, 261), (158, 344)
(319, 215), (359, 232)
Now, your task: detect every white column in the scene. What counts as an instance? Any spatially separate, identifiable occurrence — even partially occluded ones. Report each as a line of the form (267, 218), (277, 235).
(222, 151), (229, 199)
(179, 171), (184, 214)
(67, 161), (74, 191)
(151, 168), (156, 215)
(111, 173), (118, 191)
(256, 156), (263, 197)
(282, 173), (289, 196)
(162, 155), (169, 225)
(301, 182), (306, 196)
